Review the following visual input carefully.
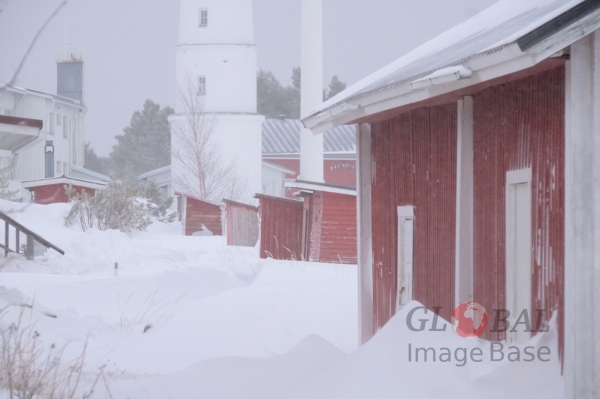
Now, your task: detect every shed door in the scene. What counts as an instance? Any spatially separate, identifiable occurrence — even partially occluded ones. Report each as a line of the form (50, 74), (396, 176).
(396, 206), (415, 312)
(505, 169), (532, 344)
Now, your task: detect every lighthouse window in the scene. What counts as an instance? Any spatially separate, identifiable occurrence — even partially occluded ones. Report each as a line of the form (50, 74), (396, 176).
(198, 76), (206, 95)
(199, 9), (208, 27)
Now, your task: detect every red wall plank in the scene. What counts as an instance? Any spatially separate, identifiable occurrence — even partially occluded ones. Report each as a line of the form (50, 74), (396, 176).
(184, 197), (223, 236)
(472, 67), (565, 354)
(34, 184), (95, 204)
(257, 195), (304, 260)
(371, 103), (458, 331)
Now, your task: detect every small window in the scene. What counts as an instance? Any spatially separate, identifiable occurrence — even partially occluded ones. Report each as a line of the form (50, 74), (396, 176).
(63, 162), (68, 176)
(57, 115), (61, 126)
(198, 76), (206, 96)
(199, 9), (208, 27)
(56, 161), (62, 175)
(49, 113), (55, 134)
(63, 116), (68, 138)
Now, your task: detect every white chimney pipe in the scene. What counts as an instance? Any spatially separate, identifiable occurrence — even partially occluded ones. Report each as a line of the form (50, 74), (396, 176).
(299, 0), (324, 183)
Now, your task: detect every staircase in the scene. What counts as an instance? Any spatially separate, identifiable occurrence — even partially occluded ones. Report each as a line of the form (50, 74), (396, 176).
(0, 211), (65, 260)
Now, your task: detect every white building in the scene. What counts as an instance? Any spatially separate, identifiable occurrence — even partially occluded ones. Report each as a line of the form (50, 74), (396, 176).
(170, 0), (264, 204)
(0, 43), (106, 201)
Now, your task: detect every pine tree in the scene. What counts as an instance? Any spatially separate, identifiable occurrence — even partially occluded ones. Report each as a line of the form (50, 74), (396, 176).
(325, 75), (347, 100)
(110, 100), (173, 180)
(83, 142), (110, 175)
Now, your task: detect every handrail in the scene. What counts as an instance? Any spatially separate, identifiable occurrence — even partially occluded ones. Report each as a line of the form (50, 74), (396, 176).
(0, 211), (65, 257)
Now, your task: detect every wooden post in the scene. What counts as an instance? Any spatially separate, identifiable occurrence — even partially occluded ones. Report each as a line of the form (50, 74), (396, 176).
(25, 235), (34, 260)
(15, 229), (19, 254)
(455, 96), (474, 306)
(357, 123), (373, 344)
(564, 32), (600, 398)
(4, 221), (8, 257)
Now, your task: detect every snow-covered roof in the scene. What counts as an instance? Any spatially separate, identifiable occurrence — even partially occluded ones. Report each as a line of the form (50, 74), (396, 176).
(304, 0), (600, 132)
(21, 176), (107, 190)
(2, 84), (86, 108)
(138, 165), (172, 180)
(262, 119), (355, 156)
(71, 165), (111, 183)
(262, 161), (296, 175)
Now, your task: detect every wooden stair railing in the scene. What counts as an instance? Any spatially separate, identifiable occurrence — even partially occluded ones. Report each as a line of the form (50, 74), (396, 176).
(0, 211), (65, 260)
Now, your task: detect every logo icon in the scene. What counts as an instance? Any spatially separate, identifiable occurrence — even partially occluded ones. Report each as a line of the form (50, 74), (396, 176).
(451, 302), (488, 338)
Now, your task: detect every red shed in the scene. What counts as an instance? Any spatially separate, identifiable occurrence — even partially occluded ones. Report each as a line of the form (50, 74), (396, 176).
(302, 1), (600, 394)
(287, 181), (357, 264)
(175, 191), (224, 236)
(255, 194), (303, 260)
(22, 177), (106, 204)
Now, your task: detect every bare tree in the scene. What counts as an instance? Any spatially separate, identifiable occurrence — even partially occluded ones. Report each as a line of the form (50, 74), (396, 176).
(171, 76), (250, 202)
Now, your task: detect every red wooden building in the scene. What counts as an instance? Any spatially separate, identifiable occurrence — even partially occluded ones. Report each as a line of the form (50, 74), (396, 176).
(175, 191), (224, 236)
(303, 0), (600, 395)
(288, 181), (357, 264)
(256, 182), (357, 264)
(22, 177), (106, 204)
(255, 194), (304, 260)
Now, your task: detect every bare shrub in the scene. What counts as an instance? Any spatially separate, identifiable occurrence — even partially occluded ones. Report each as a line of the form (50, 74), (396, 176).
(64, 180), (151, 232)
(0, 307), (111, 399)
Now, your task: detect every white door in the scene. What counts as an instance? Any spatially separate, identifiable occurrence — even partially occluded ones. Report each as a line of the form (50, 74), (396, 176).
(396, 206), (415, 312)
(505, 169), (532, 344)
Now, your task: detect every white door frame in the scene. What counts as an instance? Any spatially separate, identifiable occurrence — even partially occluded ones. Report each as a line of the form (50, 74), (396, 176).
(505, 168), (532, 343)
(396, 206), (415, 313)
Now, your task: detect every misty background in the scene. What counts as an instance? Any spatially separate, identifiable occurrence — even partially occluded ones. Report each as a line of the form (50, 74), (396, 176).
(0, 0), (497, 156)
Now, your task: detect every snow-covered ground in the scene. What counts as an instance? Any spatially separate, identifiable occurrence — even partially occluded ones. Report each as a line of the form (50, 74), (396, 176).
(0, 200), (564, 398)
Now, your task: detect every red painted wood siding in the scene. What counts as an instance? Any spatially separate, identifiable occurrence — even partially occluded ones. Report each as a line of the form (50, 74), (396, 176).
(184, 197), (223, 236)
(34, 184), (95, 204)
(472, 67), (565, 351)
(256, 194), (303, 260)
(225, 201), (259, 247)
(371, 104), (458, 330)
(307, 191), (357, 264)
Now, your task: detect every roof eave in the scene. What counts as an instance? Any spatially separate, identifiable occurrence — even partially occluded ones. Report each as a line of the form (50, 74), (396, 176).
(302, 43), (528, 133)
(304, 6), (600, 133)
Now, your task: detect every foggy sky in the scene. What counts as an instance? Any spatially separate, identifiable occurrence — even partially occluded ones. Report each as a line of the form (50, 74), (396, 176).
(0, 0), (497, 156)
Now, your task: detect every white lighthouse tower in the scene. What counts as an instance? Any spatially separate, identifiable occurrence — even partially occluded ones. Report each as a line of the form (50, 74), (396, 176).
(171, 0), (264, 203)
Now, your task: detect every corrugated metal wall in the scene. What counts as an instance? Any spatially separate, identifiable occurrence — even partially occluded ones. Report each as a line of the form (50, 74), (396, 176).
(371, 103), (458, 330)
(225, 201), (259, 247)
(256, 194), (303, 259)
(473, 67), (565, 351)
(309, 191), (357, 264)
(184, 197), (223, 236)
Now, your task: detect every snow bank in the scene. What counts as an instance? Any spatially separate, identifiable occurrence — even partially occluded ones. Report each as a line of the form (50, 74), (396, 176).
(286, 301), (563, 399)
(108, 335), (347, 399)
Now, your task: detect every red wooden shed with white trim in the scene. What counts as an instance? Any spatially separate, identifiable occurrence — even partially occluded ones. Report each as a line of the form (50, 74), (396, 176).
(22, 177), (106, 204)
(303, 0), (600, 395)
(175, 191), (224, 236)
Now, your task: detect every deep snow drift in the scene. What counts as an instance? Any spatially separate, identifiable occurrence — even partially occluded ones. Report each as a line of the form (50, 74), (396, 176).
(0, 200), (563, 398)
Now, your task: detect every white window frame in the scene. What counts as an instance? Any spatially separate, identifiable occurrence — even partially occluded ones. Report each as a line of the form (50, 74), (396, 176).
(56, 160), (62, 175)
(396, 206), (415, 313)
(197, 76), (206, 96)
(505, 168), (532, 344)
(199, 8), (208, 27)
(63, 116), (68, 138)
